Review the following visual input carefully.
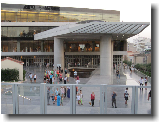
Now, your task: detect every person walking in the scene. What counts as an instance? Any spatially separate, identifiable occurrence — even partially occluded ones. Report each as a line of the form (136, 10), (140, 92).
(57, 93), (61, 106)
(124, 88), (129, 104)
(67, 86), (70, 98)
(44, 74), (46, 83)
(64, 75), (67, 84)
(49, 73), (53, 84)
(47, 88), (50, 105)
(112, 91), (117, 108)
(29, 73), (33, 83)
(80, 90), (83, 105)
(139, 77), (144, 90)
(91, 92), (95, 107)
(77, 93), (81, 105)
(148, 90), (151, 101)
(144, 77), (148, 90)
(52, 76), (55, 84)
(61, 94), (64, 106)
(116, 70), (119, 79)
(33, 74), (37, 83)
(60, 86), (65, 96)
(55, 88), (59, 97)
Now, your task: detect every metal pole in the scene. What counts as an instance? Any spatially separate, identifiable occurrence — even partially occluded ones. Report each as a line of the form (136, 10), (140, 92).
(131, 86), (135, 114)
(135, 86), (138, 114)
(70, 85), (73, 114)
(104, 85), (107, 114)
(12, 84), (16, 114)
(100, 85), (104, 114)
(72, 85), (76, 114)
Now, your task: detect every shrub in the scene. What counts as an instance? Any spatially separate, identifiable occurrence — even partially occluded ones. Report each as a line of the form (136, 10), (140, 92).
(1, 68), (19, 82)
(23, 70), (26, 81)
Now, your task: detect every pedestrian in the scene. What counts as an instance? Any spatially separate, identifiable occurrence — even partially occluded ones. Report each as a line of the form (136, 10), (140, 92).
(91, 92), (95, 107)
(148, 90), (151, 101)
(64, 75), (67, 84)
(59, 73), (62, 82)
(51, 93), (55, 104)
(67, 86), (70, 98)
(67, 73), (69, 82)
(54, 69), (57, 77)
(74, 71), (77, 78)
(44, 74), (46, 83)
(60, 86), (65, 96)
(139, 77), (144, 90)
(47, 88), (50, 105)
(77, 93), (81, 105)
(52, 76), (55, 84)
(64, 86), (67, 98)
(49, 73), (53, 84)
(124, 88), (129, 104)
(112, 91), (117, 108)
(76, 86), (78, 95)
(61, 94), (64, 106)
(55, 88), (59, 96)
(131, 67), (134, 73)
(57, 93), (61, 106)
(65, 68), (67, 75)
(29, 73), (33, 83)
(80, 90), (83, 105)
(61, 69), (63, 73)
(118, 69), (120, 79)
(33, 74), (37, 83)
(116, 70), (119, 79)
(144, 77), (148, 90)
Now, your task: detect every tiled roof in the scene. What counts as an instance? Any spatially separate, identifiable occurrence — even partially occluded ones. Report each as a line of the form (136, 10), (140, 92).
(1, 57), (24, 65)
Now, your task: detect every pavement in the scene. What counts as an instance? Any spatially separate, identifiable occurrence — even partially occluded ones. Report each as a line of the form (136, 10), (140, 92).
(1, 66), (151, 114)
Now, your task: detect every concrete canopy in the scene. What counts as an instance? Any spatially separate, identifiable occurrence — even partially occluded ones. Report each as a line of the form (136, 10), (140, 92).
(34, 22), (150, 41)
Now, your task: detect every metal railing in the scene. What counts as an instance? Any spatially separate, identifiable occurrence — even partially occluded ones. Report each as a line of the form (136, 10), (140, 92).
(1, 83), (151, 114)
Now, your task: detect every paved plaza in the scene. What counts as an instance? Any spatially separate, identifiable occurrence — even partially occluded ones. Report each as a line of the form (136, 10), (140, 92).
(1, 66), (151, 114)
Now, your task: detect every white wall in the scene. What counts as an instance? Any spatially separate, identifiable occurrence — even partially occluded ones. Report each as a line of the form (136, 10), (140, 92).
(1, 59), (23, 81)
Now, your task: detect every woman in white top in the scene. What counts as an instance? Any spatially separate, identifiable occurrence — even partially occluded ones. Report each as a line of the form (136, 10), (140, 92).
(60, 86), (65, 95)
(52, 77), (55, 84)
(34, 74), (37, 83)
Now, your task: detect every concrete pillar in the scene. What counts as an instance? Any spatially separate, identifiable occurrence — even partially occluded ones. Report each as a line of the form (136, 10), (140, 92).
(41, 41), (44, 52)
(100, 35), (112, 76)
(111, 41), (114, 70)
(54, 37), (64, 71)
(17, 40), (20, 52)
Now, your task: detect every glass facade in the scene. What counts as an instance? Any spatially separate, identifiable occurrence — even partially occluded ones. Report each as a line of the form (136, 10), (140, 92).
(1, 26), (56, 37)
(1, 3), (120, 22)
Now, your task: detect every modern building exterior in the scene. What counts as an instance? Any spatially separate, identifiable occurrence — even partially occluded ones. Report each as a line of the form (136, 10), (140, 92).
(1, 3), (150, 76)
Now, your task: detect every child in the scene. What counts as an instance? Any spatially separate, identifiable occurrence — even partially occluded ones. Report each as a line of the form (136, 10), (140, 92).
(61, 94), (64, 106)
(77, 93), (81, 105)
(80, 90), (83, 105)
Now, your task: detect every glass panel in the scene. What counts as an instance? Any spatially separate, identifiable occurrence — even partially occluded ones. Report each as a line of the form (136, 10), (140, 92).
(1, 84), (14, 114)
(17, 85), (41, 114)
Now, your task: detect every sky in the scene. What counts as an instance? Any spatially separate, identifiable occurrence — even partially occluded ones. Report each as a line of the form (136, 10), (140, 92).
(1, 0), (156, 43)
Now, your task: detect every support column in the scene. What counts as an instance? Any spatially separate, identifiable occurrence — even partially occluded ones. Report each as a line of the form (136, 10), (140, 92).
(54, 37), (64, 71)
(17, 40), (20, 52)
(100, 35), (112, 76)
(41, 41), (44, 52)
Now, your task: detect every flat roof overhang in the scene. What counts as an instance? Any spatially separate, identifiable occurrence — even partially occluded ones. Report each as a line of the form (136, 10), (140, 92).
(34, 22), (150, 41)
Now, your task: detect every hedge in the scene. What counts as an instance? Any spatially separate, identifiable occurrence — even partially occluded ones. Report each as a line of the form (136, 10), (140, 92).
(23, 70), (26, 81)
(1, 68), (19, 81)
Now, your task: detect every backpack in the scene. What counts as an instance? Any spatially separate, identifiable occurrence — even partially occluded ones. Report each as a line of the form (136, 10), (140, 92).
(125, 92), (129, 97)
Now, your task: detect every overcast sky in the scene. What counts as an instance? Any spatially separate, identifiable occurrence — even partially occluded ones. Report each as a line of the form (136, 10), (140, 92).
(1, 0), (159, 42)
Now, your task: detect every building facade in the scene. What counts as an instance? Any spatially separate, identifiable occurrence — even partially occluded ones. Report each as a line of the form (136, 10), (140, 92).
(1, 3), (149, 76)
